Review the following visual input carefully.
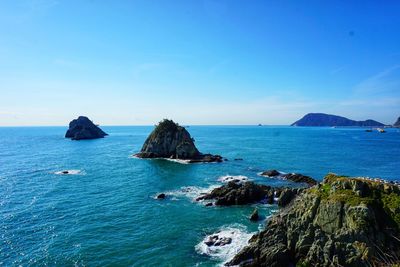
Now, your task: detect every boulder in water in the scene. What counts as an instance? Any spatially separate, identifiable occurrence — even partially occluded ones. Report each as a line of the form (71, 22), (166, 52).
(156, 193), (166, 199)
(261, 169), (281, 177)
(249, 208), (259, 221)
(65, 116), (108, 140)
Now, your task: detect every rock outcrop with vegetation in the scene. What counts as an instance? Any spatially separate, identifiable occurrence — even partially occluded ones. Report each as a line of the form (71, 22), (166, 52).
(196, 181), (302, 207)
(135, 119), (222, 162)
(291, 113), (384, 127)
(65, 116), (108, 140)
(227, 174), (400, 267)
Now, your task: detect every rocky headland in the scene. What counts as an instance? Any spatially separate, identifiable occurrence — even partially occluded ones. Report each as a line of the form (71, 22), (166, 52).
(65, 116), (108, 140)
(135, 119), (223, 163)
(227, 174), (400, 266)
(292, 113), (384, 127)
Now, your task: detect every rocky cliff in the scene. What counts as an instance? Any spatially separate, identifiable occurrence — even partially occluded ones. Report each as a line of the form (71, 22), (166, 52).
(228, 174), (400, 266)
(291, 113), (384, 127)
(135, 119), (222, 162)
(65, 116), (108, 140)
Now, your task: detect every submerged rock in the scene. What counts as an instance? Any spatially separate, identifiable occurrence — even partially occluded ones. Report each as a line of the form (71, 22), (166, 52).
(227, 174), (400, 266)
(249, 208), (259, 221)
(65, 116), (108, 140)
(260, 169), (280, 177)
(156, 193), (166, 199)
(135, 119), (223, 163)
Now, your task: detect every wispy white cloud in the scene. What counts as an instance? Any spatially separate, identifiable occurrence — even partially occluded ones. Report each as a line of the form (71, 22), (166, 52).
(354, 64), (400, 95)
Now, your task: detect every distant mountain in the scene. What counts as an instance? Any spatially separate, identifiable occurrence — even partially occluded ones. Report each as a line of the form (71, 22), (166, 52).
(291, 113), (385, 127)
(394, 117), (400, 127)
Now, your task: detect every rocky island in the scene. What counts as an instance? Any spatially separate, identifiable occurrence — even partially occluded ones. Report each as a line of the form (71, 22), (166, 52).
(65, 116), (108, 140)
(227, 174), (400, 266)
(135, 119), (223, 163)
(292, 113), (384, 127)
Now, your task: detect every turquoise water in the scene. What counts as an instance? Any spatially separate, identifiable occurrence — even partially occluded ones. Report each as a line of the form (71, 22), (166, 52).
(1, 126), (399, 266)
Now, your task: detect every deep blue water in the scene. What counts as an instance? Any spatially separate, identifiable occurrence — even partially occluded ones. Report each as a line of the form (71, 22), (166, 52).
(1, 126), (399, 266)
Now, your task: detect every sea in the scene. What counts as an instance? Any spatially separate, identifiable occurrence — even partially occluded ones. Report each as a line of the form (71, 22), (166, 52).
(1, 126), (399, 266)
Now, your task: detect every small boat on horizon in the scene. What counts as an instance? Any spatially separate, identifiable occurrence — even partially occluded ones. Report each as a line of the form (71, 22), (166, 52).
(377, 128), (386, 133)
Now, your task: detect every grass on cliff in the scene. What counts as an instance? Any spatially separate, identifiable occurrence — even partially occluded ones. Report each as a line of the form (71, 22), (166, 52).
(312, 174), (400, 229)
(381, 193), (400, 228)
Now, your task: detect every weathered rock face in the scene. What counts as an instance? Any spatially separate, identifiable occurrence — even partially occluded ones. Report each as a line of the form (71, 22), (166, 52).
(196, 181), (302, 207)
(227, 174), (400, 267)
(282, 173), (317, 186)
(135, 119), (222, 162)
(394, 116), (400, 127)
(65, 116), (108, 140)
(260, 170), (317, 187)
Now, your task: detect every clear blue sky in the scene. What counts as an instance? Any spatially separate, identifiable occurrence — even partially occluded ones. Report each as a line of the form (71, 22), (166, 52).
(1, 0), (399, 126)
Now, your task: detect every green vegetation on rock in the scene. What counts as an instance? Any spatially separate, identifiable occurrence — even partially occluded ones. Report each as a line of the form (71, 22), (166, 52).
(228, 173), (400, 267)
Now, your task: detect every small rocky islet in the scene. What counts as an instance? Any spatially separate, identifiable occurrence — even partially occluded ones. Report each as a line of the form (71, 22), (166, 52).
(65, 116), (108, 140)
(135, 119), (223, 163)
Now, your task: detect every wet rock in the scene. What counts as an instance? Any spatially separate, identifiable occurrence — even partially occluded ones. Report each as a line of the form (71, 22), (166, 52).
(65, 116), (108, 140)
(156, 193), (166, 199)
(205, 235), (232, 247)
(249, 208), (259, 221)
(197, 181), (300, 207)
(261, 169), (280, 177)
(205, 202), (213, 207)
(62, 170), (69, 174)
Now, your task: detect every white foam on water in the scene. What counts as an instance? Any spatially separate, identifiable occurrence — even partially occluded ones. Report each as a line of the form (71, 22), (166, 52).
(166, 185), (218, 201)
(54, 170), (83, 175)
(218, 175), (249, 184)
(195, 225), (255, 265)
(164, 158), (191, 164)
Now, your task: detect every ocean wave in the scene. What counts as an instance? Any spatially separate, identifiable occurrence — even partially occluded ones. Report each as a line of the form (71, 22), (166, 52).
(165, 185), (218, 201)
(195, 224), (254, 265)
(218, 175), (249, 184)
(54, 170), (83, 175)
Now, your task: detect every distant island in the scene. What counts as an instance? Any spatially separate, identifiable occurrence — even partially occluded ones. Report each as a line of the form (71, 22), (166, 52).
(291, 113), (385, 127)
(65, 116), (108, 140)
(394, 116), (400, 127)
